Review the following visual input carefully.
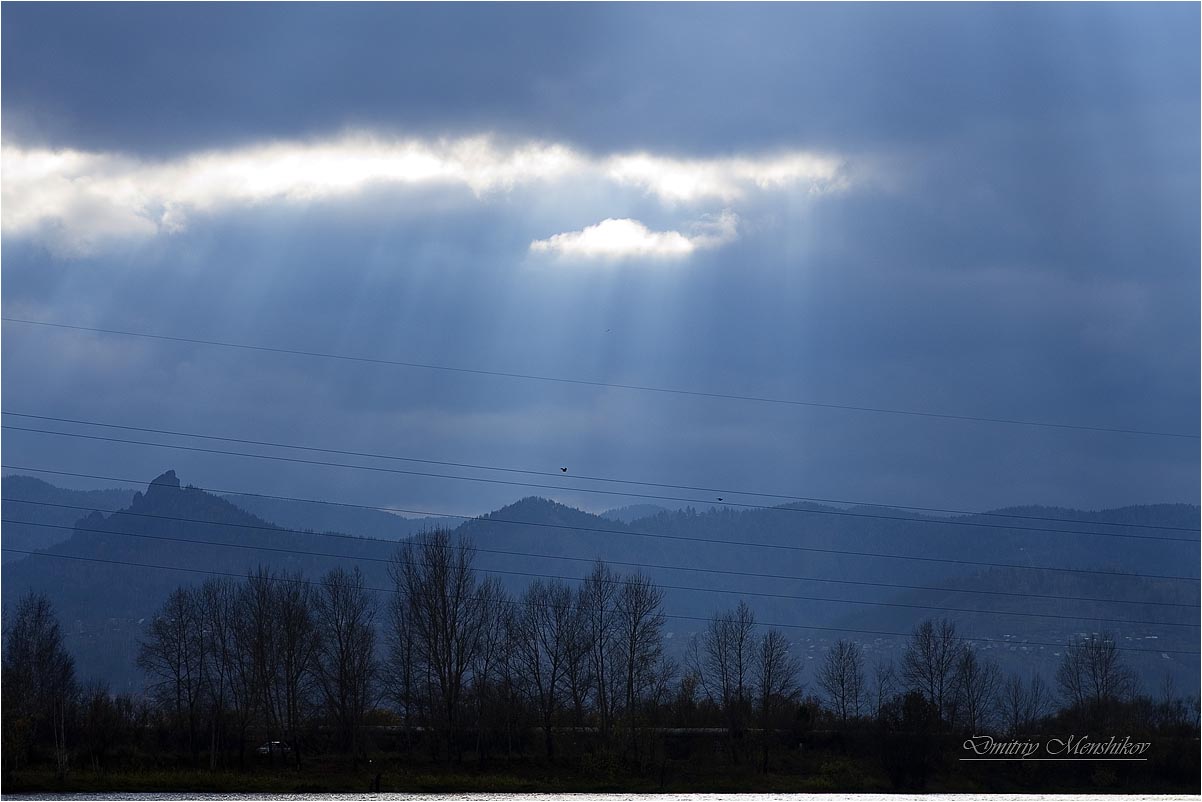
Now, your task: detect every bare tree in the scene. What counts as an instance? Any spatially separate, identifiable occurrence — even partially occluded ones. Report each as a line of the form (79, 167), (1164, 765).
(563, 586), (594, 728)
(497, 608), (527, 760)
(390, 530), (487, 763)
(871, 658), (898, 720)
(238, 569), (284, 761)
(469, 576), (510, 763)
(221, 578), (264, 769)
(313, 566), (378, 763)
(1056, 632), (1136, 711)
(237, 568), (319, 767)
(270, 572), (320, 767)
(953, 647), (1000, 733)
(754, 629), (802, 772)
(818, 640), (864, 724)
(581, 561), (621, 740)
(615, 571), (668, 755)
(139, 586), (206, 764)
(77, 681), (135, 772)
(1000, 672), (1050, 736)
(1027, 673), (1051, 727)
(645, 652), (679, 721)
(1155, 672), (1192, 729)
(197, 578), (240, 769)
(2, 592), (77, 774)
(384, 574), (419, 734)
(690, 600), (757, 760)
(901, 619), (964, 724)
(511, 578), (578, 759)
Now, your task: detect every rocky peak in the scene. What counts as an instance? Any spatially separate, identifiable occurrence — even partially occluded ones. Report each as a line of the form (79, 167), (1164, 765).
(148, 470), (181, 491)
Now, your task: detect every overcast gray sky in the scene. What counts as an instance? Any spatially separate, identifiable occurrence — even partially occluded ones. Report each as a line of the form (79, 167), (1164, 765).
(2, 3), (1197, 517)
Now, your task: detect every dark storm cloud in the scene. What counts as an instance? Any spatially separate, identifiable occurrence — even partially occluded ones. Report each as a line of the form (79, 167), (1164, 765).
(1, 3), (1197, 515)
(3, 177), (1197, 513)
(4, 4), (1197, 155)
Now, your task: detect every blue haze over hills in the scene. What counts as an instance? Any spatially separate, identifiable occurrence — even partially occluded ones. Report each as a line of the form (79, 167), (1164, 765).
(3, 471), (1196, 695)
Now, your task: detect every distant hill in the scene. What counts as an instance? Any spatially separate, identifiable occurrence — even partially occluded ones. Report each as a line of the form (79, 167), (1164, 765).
(599, 504), (671, 524)
(221, 492), (445, 541)
(2, 475), (137, 560)
(447, 496), (1199, 690)
(3, 470), (1197, 694)
(2, 471), (400, 689)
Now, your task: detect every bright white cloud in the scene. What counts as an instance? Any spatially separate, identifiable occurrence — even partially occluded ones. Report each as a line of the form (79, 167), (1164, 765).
(0, 134), (844, 256)
(688, 209), (740, 249)
(605, 152), (843, 203)
(530, 211), (739, 260)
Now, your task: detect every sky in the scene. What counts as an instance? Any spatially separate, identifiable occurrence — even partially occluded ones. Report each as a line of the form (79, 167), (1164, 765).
(2, 3), (1198, 519)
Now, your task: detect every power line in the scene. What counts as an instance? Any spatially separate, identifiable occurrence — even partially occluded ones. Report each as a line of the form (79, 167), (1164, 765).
(6, 424), (1198, 546)
(4, 461), (1197, 583)
(8, 468), (1196, 610)
(4, 317), (1196, 440)
(5, 548), (1195, 656)
(11, 517), (1194, 631)
(11, 495), (1202, 615)
(6, 411), (1194, 534)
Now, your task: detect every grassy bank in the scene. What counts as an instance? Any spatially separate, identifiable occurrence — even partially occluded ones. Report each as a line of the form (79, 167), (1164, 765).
(4, 755), (893, 795)
(6, 753), (1198, 795)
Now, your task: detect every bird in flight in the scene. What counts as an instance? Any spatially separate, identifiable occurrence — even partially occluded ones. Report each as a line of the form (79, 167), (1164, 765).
(561, 467), (568, 473)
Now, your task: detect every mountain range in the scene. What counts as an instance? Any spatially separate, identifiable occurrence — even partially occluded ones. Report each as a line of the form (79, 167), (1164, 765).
(2, 476), (137, 561)
(2, 470), (1197, 694)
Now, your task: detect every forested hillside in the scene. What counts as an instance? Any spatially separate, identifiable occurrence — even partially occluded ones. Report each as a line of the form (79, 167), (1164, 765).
(1, 476), (136, 560)
(3, 471), (1196, 694)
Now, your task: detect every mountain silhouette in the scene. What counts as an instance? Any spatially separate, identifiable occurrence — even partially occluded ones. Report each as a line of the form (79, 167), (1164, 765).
(2, 471), (1197, 693)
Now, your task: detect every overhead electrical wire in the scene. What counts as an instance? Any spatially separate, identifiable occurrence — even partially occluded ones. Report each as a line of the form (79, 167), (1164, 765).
(3, 460), (1197, 583)
(4, 318), (1194, 664)
(5, 411), (1195, 534)
(4, 317), (1196, 440)
(7, 468), (1196, 611)
(6, 424), (1198, 546)
(4, 495), (1192, 615)
(10, 516), (1195, 630)
(4, 548), (1196, 656)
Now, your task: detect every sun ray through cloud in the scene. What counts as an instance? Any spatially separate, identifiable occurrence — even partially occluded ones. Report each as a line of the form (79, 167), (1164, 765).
(1, 136), (845, 257)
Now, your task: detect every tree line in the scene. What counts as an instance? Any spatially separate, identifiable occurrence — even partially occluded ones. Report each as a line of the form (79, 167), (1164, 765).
(3, 529), (1198, 783)
(817, 617), (1196, 734)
